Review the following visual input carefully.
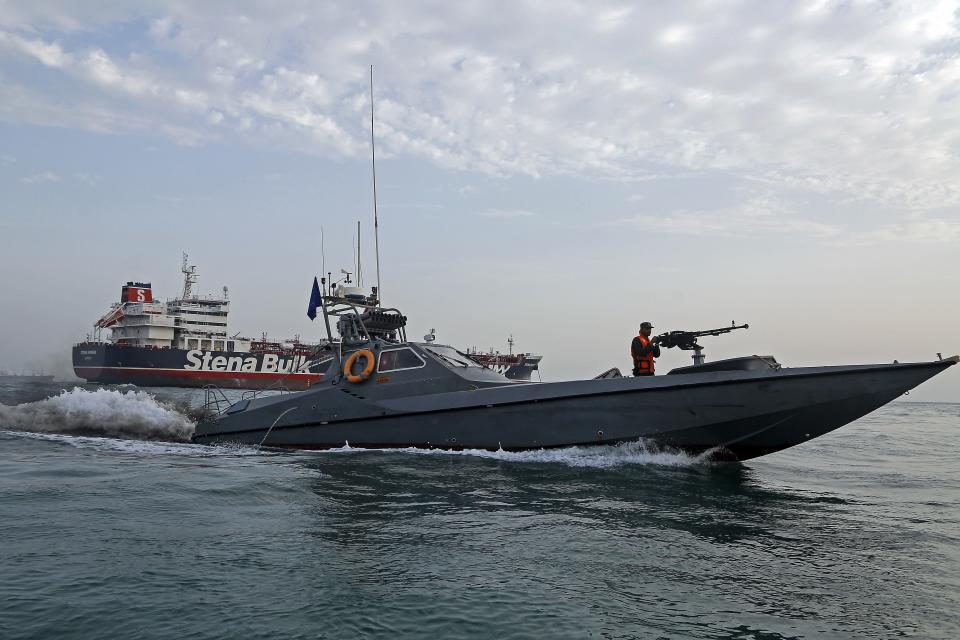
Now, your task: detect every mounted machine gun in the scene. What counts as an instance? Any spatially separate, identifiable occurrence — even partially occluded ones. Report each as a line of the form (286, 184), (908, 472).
(655, 322), (749, 366)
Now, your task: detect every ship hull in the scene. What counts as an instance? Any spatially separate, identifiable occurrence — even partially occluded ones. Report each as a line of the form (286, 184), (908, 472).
(503, 361), (540, 381)
(72, 343), (325, 390)
(192, 358), (956, 460)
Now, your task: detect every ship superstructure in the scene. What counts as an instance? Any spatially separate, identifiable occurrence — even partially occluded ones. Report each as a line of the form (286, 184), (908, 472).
(73, 255), (329, 390)
(92, 257), (253, 354)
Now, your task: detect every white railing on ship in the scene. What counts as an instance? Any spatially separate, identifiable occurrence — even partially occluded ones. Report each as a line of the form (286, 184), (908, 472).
(201, 382), (292, 417)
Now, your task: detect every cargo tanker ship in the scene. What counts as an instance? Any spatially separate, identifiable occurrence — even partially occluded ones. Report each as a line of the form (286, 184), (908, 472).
(465, 336), (541, 381)
(72, 256), (330, 390)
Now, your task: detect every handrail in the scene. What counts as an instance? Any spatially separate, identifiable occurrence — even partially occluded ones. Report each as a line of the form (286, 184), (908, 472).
(201, 384), (233, 417)
(241, 379), (291, 401)
(238, 352), (331, 402)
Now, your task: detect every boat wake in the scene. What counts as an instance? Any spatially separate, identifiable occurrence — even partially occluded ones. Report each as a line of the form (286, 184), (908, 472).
(316, 440), (710, 469)
(2, 429), (265, 457)
(0, 387), (196, 442)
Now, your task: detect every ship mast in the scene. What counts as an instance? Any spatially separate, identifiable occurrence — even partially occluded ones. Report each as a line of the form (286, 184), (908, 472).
(181, 252), (198, 299)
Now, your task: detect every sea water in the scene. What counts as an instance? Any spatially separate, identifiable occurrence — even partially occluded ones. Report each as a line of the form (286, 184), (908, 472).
(1, 381), (958, 639)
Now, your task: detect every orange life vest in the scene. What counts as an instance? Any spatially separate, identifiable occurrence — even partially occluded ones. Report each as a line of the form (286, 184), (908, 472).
(633, 335), (655, 374)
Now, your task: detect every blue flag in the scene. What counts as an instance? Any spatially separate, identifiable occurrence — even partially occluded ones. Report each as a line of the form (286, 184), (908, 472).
(307, 276), (322, 320)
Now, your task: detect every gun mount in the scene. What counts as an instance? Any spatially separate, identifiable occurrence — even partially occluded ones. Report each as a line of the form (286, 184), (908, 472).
(656, 322), (749, 366)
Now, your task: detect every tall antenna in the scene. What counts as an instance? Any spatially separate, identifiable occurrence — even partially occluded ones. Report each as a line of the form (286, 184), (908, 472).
(357, 220), (362, 287)
(320, 226), (327, 295)
(370, 64), (382, 305)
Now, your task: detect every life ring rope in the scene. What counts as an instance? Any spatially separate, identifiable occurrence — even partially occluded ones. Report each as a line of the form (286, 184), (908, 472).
(343, 348), (376, 383)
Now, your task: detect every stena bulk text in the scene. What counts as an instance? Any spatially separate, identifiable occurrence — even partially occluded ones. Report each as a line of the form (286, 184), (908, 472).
(184, 350), (307, 373)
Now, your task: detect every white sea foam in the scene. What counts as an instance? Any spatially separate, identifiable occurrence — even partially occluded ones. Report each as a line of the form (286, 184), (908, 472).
(0, 387), (196, 442)
(314, 439), (708, 469)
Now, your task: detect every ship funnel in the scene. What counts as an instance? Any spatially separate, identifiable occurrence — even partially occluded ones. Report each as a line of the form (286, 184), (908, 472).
(121, 283), (153, 303)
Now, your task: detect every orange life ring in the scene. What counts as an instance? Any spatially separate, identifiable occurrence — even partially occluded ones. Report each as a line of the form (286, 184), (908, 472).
(344, 348), (376, 383)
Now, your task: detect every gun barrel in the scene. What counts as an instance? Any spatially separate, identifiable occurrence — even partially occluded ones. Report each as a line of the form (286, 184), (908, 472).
(691, 323), (749, 337)
(655, 323), (749, 350)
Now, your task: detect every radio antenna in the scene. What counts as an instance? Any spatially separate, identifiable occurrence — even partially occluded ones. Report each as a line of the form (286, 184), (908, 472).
(320, 226), (327, 295)
(357, 220), (362, 287)
(370, 64), (382, 305)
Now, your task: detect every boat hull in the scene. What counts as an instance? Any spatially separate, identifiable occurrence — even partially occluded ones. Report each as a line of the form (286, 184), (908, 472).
(192, 358), (956, 460)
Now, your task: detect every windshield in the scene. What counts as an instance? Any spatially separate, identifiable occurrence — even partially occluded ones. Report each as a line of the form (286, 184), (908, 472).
(378, 347), (425, 372)
(424, 345), (483, 368)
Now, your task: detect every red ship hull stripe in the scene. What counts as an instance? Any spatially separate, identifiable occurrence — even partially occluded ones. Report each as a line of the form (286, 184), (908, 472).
(74, 367), (324, 381)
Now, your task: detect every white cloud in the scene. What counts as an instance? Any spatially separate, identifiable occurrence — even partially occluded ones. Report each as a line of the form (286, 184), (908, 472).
(594, 7), (634, 33)
(0, 79), (210, 145)
(659, 24), (694, 47)
(0, 31), (66, 67)
(21, 171), (60, 184)
(843, 215), (960, 245)
(616, 192), (960, 245)
(615, 195), (843, 239)
(1, 0), (960, 215)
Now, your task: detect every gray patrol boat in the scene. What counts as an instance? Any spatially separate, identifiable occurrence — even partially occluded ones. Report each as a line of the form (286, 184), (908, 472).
(192, 289), (957, 460)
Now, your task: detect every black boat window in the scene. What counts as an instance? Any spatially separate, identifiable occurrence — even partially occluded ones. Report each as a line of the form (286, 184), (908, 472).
(378, 348), (426, 372)
(424, 345), (482, 368)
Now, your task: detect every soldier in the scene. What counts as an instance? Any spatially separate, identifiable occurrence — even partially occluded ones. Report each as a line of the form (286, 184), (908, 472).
(631, 321), (661, 376)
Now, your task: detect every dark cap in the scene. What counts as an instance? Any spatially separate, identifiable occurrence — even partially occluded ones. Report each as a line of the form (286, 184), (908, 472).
(640, 321), (654, 330)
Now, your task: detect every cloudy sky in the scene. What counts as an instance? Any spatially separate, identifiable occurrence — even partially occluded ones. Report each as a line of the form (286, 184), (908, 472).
(1, 0), (958, 400)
